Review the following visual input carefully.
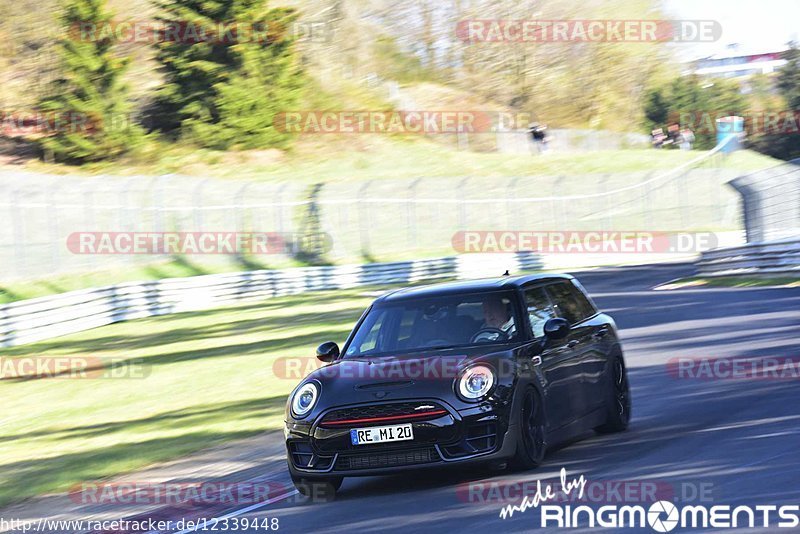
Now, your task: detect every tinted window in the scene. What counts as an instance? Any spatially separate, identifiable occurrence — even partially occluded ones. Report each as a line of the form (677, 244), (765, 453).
(345, 291), (522, 357)
(523, 286), (557, 338)
(546, 281), (596, 325)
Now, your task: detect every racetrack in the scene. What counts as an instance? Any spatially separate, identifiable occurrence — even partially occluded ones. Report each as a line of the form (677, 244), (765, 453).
(198, 262), (800, 533)
(8, 262), (795, 533)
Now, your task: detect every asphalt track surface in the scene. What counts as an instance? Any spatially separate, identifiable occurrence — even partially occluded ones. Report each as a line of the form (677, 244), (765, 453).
(175, 263), (800, 533)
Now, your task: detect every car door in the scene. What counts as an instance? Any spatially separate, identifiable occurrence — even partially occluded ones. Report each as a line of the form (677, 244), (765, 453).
(545, 280), (607, 414)
(522, 285), (584, 430)
(569, 279), (613, 409)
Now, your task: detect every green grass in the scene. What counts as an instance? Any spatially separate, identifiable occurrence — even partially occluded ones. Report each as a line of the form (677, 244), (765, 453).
(0, 256), (305, 304)
(0, 287), (380, 507)
(14, 135), (780, 183)
(0, 139), (784, 304)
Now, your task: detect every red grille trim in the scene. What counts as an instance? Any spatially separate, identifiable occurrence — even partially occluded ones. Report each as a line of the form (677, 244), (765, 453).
(320, 409), (448, 427)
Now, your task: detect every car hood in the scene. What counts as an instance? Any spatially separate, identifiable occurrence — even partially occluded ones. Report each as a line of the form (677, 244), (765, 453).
(290, 344), (521, 417)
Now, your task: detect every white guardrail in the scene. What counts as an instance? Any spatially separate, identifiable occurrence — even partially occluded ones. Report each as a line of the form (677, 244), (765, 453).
(0, 253), (542, 348)
(697, 238), (800, 277)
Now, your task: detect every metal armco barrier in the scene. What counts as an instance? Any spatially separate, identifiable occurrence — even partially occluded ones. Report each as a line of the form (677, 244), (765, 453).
(696, 238), (800, 277)
(0, 253), (542, 348)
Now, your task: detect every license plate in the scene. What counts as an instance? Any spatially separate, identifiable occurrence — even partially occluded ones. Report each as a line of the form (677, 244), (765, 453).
(350, 423), (414, 445)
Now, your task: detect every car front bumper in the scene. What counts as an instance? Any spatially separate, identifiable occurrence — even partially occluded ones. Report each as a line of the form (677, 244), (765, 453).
(285, 398), (518, 478)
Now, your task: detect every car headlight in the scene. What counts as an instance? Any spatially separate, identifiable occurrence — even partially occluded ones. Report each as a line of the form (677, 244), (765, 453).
(291, 382), (319, 417)
(457, 365), (495, 400)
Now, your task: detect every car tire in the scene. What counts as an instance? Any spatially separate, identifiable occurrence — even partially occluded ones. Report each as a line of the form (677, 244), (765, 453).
(511, 386), (547, 470)
(290, 473), (343, 501)
(595, 355), (631, 433)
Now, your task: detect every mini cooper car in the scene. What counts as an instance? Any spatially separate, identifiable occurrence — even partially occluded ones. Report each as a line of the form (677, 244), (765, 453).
(284, 274), (630, 496)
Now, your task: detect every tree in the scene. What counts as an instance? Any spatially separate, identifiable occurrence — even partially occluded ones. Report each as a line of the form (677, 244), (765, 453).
(152, 0), (303, 150)
(37, 0), (141, 163)
(748, 43), (800, 160)
(776, 43), (800, 109)
(644, 75), (747, 150)
(644, 88), (669, 132)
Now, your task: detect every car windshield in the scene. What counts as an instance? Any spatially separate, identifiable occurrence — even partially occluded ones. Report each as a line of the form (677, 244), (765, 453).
(344, 290), (522, 358)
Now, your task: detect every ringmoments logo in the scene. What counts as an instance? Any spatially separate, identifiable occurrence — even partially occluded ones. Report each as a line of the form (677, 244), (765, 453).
(498, 469), (800, 531)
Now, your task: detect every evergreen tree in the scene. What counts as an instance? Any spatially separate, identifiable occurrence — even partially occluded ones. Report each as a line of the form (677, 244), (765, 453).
(38, 0), (141, 163)
(643, 88), (669, 132)
(153, 0), (302, 150)
(776, 44), (800, 110)
(749, 43), (800, 160)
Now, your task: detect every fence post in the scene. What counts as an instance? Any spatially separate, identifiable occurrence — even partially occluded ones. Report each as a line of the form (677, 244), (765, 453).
(46, 180), (61, 273)
(552, 177), (565, 229)
(642, 173), (653, 228)
(406, 178), (421, 249)
(119, 178), (136, 232)
(729, 176), (764, 243)
(192, 179), (209, 231)
(358, 180), (373, 256)
(457, 176), (470, 230)
(274, 182), (288, 235)
(234, 182), (252, 233)
(506, 177), (519, 228)
(83, 184), (96, 269)
(10, 188), (25, 277)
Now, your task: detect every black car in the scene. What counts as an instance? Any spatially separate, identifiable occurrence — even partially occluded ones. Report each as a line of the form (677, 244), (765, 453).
(284, 274), (630, 496)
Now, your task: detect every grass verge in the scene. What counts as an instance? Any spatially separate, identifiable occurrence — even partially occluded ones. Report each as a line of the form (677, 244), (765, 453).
(8, 135), (781, 182)
(0, 287), (379, 506)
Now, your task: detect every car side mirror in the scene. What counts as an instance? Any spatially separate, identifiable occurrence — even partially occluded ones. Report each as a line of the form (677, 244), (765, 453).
(543, 318), (570, 340)
(316, 341), (340, 362)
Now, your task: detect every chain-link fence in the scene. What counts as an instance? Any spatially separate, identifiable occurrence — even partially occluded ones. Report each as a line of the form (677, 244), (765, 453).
(0, 143), (748, 280)
(728, 160), (800, 243)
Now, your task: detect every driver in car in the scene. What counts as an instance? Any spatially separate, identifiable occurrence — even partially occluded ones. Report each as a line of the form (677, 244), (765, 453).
(480, 296), (515, 337)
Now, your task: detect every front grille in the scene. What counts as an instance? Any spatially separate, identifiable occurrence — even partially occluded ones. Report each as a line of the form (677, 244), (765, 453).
(320, 402), (448, 427)
(335, 447), (439, 470)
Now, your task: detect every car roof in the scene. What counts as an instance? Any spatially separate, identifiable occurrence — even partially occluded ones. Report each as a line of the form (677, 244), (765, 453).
(376, 273), (574, 303)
